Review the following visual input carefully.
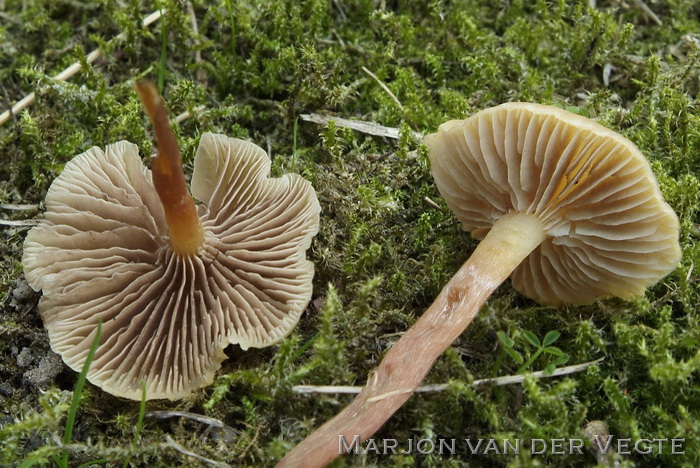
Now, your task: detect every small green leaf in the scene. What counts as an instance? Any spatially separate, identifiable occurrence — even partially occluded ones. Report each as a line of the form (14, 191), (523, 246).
(522, 330), (541, 348)
(505, 347), (524, 365)
(497, 331), (515, 348)
(543, 346), (564, 357)
(19, 457), (42, 468)
(543, 363), (557, 375)
(542, 330), (561, 347)
(78, 459), (109, 468)
(553, 354), (570, 366)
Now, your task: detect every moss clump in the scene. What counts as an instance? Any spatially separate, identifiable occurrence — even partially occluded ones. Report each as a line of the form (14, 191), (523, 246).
(1, 0), (699, 466)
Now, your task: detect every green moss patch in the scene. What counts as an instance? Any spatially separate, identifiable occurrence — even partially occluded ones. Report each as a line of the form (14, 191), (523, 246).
(1, 0), (699, 466)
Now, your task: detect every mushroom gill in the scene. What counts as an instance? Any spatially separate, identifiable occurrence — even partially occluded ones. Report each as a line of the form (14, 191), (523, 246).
(429, 103), (681, 306)
(22, 85), (320, 400)
(278, 102), (681, 467)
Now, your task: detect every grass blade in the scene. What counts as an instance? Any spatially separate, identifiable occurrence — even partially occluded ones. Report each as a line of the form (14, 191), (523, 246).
(60, 319), (102, 467)
(123, 381), (148, 467)
(158, 6), (167, 91)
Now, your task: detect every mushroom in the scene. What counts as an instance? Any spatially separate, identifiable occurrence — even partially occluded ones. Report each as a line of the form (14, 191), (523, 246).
(278, 102), (681, 466)
(22, 82), (320, 400)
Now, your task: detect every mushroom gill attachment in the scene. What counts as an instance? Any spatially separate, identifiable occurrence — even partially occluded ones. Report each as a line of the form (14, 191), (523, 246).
(22, 133), (320, 400)
(428, 102), (681, 305)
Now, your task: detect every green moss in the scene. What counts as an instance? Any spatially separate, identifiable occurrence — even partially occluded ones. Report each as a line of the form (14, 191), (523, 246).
(1, 0), (699, 466)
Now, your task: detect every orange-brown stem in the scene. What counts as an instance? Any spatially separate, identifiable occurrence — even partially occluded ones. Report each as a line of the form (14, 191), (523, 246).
(277, 213), (547, 468)
(135, 81), (203, 256)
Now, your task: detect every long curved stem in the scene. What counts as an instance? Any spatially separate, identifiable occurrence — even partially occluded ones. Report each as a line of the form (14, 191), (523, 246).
(278, 212), (547, 468)
(135, 81), (204, 256)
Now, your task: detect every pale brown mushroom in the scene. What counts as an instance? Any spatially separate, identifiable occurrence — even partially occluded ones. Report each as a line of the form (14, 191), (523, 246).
(22, 83), (320, 400)
(279, 102), (681, 467)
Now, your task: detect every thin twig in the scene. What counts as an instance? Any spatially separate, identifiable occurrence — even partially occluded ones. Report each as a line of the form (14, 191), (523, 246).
(300, 113), (423, 140)
(164, 436), (231, 468)
(0, 219), (40, 227)
(0, 11), (21, 24)
(292, 358), (604, 395)
(239, 424), (261, 460)
(331, 29), (346, 48)
(423, 196), (443, 211)
(0, 9), (164, 126)
(332, 0), (348, 22)
(602, 63), (613, 87)
(632, 0), (662, 25)
(174, 105), (206, 124)
(187, 2), (207, 83)
(0, 203), (39, 211)
(362, 66), (403, 109)
(145, 410), (238, 443)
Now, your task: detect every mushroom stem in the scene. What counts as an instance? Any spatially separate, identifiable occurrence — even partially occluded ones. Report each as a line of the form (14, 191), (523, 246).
(278, 212), (547, 467)
(135, 81), (204, 256)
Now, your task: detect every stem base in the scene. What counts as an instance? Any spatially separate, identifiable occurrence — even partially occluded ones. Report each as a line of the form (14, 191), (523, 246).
(278, 212), (547, 467)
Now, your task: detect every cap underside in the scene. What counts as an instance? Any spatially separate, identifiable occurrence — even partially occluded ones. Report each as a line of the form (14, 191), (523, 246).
(426, 103), (681, 306)
(23, 133), (320, 399)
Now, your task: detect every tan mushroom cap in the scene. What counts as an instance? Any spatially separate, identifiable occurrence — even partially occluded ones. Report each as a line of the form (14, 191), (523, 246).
(425, 103), (681, 306)
(22, 132), (320, 400)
